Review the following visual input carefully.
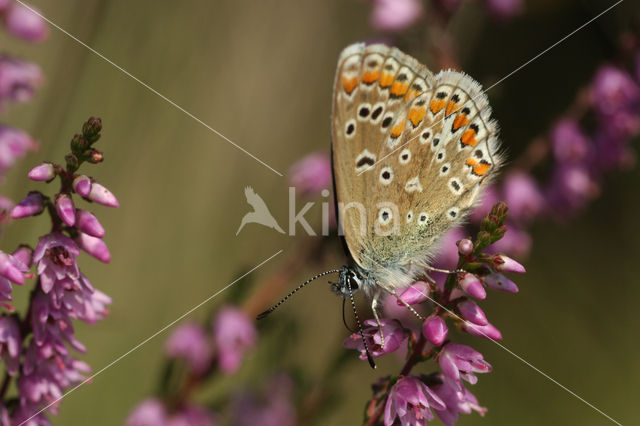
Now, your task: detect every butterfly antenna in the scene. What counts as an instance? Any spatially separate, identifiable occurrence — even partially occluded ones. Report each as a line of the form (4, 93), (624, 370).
(347, 281), (376, 369)
(256, 269), (341, 320)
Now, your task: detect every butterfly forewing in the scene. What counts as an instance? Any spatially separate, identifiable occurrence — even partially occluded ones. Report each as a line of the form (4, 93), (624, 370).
(332, 43), (502, 290)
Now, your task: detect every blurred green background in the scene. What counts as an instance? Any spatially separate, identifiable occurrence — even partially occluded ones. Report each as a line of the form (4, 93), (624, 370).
(1, 0), (639, 424)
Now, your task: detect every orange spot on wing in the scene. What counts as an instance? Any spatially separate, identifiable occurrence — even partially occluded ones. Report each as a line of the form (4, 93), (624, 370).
(452, 113), (470, 131)
(461, 128), (478, 147)
(362, 70), (380, 85)
(430, 99), (446, 114)
(390, 119), (406, 138)
(342, 76), (358, 94)
(473, 162), (491, 176)
(379, 73), (394, 88)
(404, 89), (420, 101)
(445, 101), (460, 117)
(465, 158), (478, 167)
(408, 107), (426, 127)
(390, 82), (409, 97)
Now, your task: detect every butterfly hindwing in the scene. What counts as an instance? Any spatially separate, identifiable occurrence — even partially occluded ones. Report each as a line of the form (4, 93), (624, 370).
(332, 43), (502, 290)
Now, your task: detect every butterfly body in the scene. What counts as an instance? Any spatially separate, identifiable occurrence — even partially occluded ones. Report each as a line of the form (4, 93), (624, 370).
(331, 43), (502, 303)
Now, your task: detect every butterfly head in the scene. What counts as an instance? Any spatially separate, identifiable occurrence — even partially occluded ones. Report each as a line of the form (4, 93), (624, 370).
(332, 265), (364, 298)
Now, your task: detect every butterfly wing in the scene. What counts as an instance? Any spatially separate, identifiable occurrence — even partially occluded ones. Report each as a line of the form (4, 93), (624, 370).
(331, 43), (502, 289)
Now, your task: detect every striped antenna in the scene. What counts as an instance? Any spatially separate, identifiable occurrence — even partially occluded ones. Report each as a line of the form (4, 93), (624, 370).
(256, 269), (341, 320)
(347, 278), (376, 369)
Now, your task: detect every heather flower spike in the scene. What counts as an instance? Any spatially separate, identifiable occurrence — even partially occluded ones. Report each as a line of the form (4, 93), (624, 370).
(2, 117), (116, 424)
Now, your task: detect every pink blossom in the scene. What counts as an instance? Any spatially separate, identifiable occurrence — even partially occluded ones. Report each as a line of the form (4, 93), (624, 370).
(75, 232), (111, 263)
(28, 162), (55, 181)
(87, 181), (119, 207)
(212, 306), (256, 374)
(75, 209), (105, 238)
(438, 343), (492, 385)
(484, 272), (519, 293)
(462, 321), (503, 340)
(371, 0), (423, 32)
(396, 280), (429, 306)
(33, 233), (80, 294)
(0, 56), (42, 105)
(0, 125), (38, 177)
(126, 399), (167, 426)
(4, 3), (49, 42)
(72, 175), (92, 197)
(384, 376), (445, 425)
(344, 318), (406, 360)
(288, 152), (331, 196)
(10, 192), (44, 219)
(165, 322), (212, 375)
(457, 300), (488, 326)
(0, 315), (20, 374)
(503, 172), (545, 224)
(422, 315), (448, 346)
(432, 375), (487, 425)
(55, 194), (76, 227)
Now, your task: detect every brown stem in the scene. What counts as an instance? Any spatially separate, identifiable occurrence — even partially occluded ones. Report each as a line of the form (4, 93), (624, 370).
(0, 371), (11, 401)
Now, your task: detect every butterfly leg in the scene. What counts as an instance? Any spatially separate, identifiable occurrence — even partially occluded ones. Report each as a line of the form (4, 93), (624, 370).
(423, 264), (465, 275)
(371, 295), (384, 349)
(381, 287), (425, 321)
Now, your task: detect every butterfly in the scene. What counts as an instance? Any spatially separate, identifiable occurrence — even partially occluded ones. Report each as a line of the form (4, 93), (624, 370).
(259, 43), (502, 367)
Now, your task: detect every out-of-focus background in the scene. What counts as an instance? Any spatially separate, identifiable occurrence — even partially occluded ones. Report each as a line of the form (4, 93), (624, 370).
(1, 0), (639, 424)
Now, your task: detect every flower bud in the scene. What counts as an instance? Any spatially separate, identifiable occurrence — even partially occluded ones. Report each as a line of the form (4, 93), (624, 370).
(12, 246), (33, 268)
(397, 281), (429, 306)
(73, 175), (92, 197)
(484, 273), (519, 293)
(55, 194), (76, 227)
(10, 192), (44, 219)
(86, 148), (103, 164)
(422, 315), (448, 346)
(76, 209), (105, 238)
(4, 3), (48, 43)
(76, 232), (110, 263)
(27, 162), (55, 181)
(457, 300), (488, 326)
(88, 182), (119, 207)
(65, 153), (79, 170)
(457, 238), (473, 256)
(458, 273), (486, 300)
(0, 252), (26, 284)
(463, 322), (503, 340)
(492, 255), (526, 273)
(82, 117), (102, 141)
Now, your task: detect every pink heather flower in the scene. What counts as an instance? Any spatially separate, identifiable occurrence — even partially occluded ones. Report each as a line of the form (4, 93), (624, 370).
(30, 291), (86, 354)
(88, 181), (119, 207)
(212, 306), (257, 374)
(4, 3), (48, 42)
(591, 65), (640, 121)
(397, 280), (429, 306)
(10, 192), (44, 219)
(432, 375), (487, 426)
(492, 254), (525, 273)
(28, 162), (55, 181)
(458, 273), (486, 300)
(457, 238), (473, 256)
(231, 374), (295, 426)
(344, 318), (406, 360)
(126, 398), (167, 426)
(288, 152), (331, 196)
(165, 322), (212, 375)
(484, 272), (519, 293)
(55, 193), (76, 227)
(422, 315), (448, 346)
(457, 300), (488, 326)
(371, 0), (423, 32)
(502, 172), (545, 224)
(0, 250), (27, 284)
(166, 404), (217, 426)
(75, 209), (105, 238)
(75, 232), (110, 263)
(482, 0), (524, 19)
(72, 175), (92, 197)
(462, 321), (503, 340)
(0, 125), (37, 177)
(33, 232), (80, 293)
(0, 56), (43, 105)
(550, 119), (590, 163)
(384, 376), (446, 425)
(0, 315), (21, 374)
(11, 402), (52, 426)
(12, 245), (33, 268)
(438, 343), (492, 385)
(19, 342), (90, 409)
(44, 272), (111, 325)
